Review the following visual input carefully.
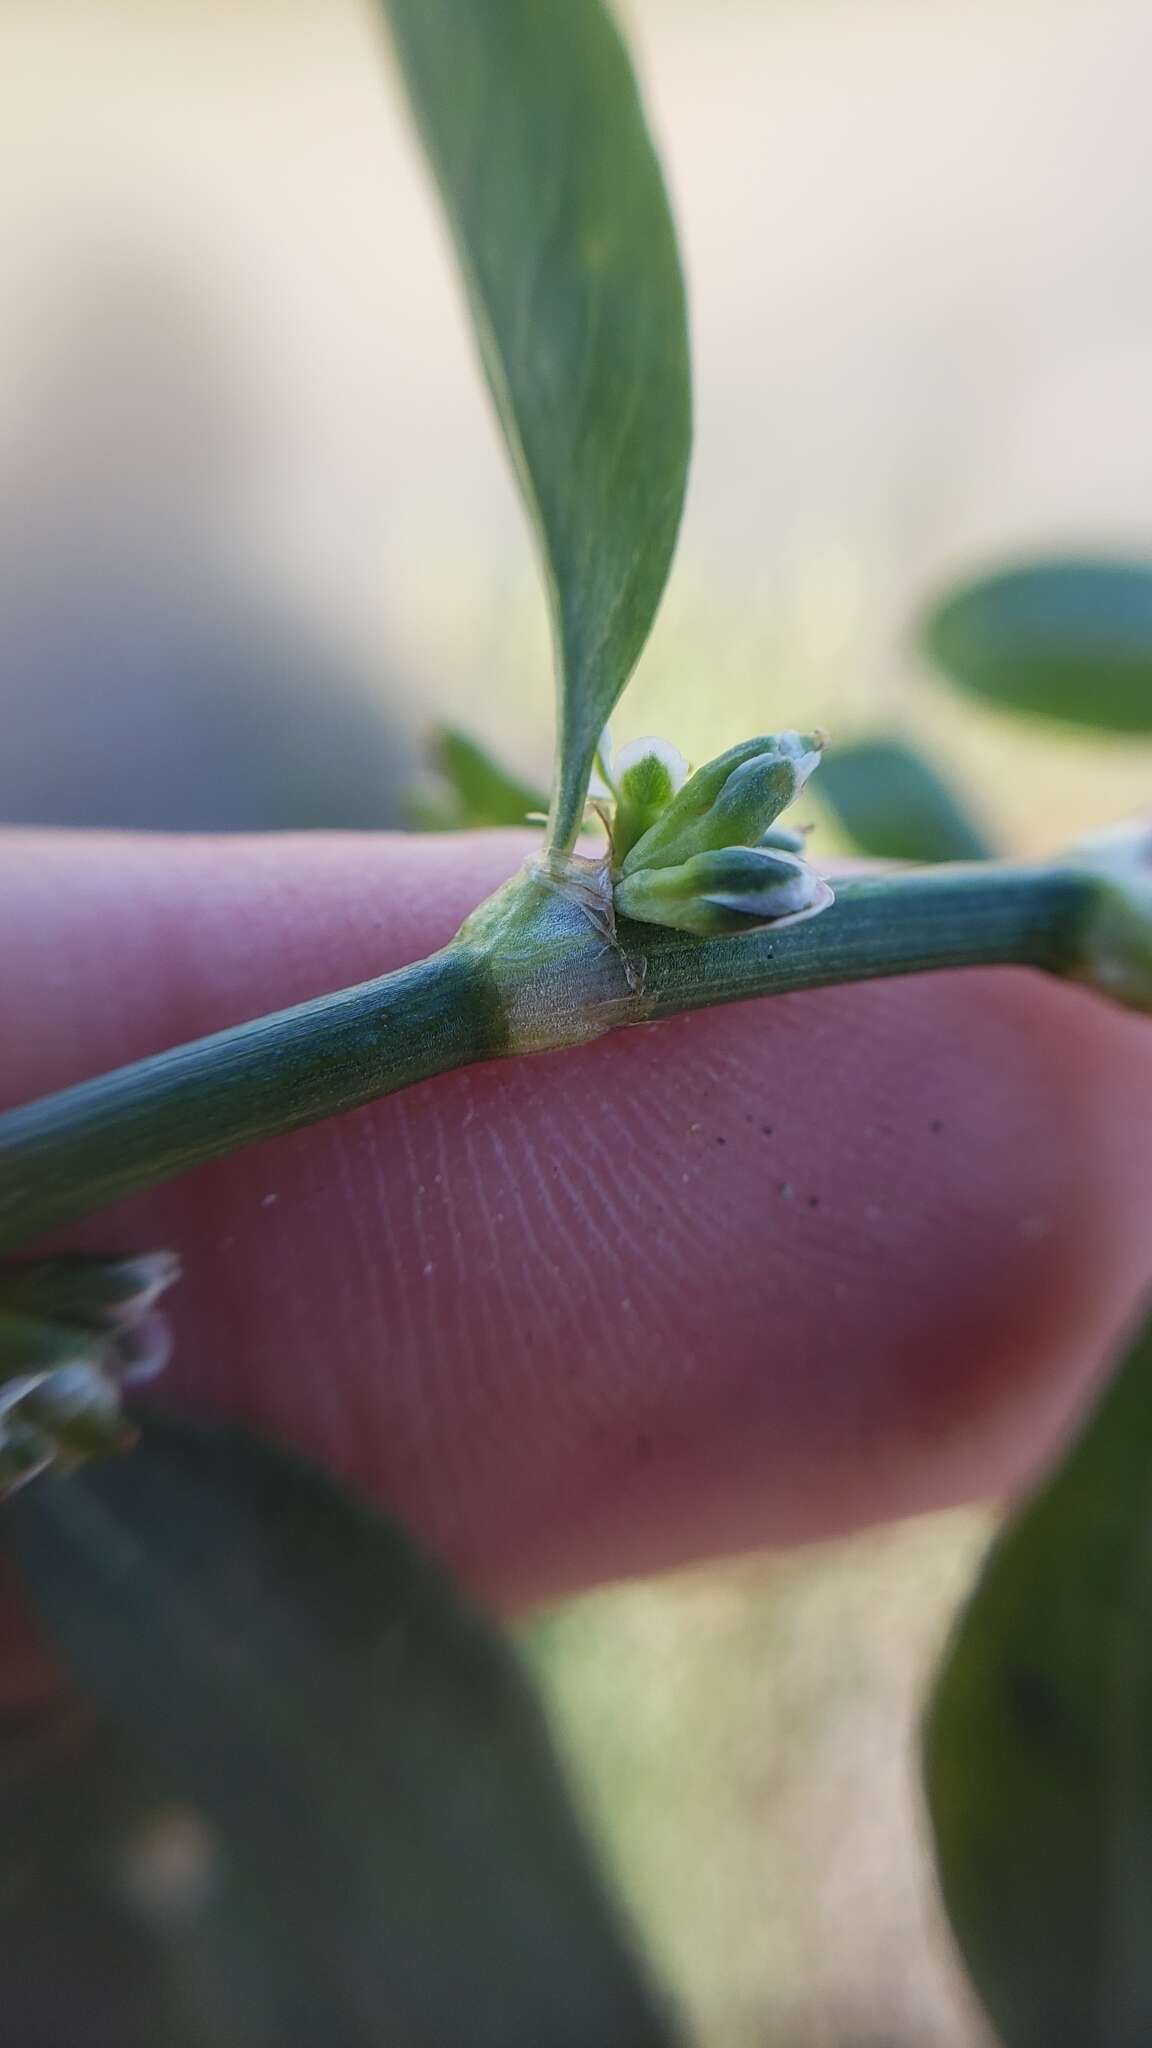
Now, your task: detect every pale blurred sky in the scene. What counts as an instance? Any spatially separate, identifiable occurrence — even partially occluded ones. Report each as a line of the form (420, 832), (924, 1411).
(2, 0), (1151, 831)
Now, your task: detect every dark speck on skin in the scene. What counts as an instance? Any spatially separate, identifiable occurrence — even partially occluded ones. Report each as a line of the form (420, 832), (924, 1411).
(930, 1119), (945, 1134)
(807, 1195), (820, 1209)
(635, 1433), (653, 1462)
(761, 1125), (774, 1138)
(715, 1135), (726, 1146)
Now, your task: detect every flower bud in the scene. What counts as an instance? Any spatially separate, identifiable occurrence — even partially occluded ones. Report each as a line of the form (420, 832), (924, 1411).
(0, 1312), (134, 1494)
(609, 736), (690, 865)
(0, 1313), (101, 1382)
(0, 1250), (180, 1331)
(618, 731), (824, 877)
(0, 1252), (179, 1496)
(615, 844), (834, 935)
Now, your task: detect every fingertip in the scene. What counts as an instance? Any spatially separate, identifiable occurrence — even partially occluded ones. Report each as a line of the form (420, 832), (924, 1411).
(2, 828), (1150, 1606)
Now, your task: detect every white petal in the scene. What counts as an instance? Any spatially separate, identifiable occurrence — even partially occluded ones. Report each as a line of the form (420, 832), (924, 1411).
(614, 734), (690, 792)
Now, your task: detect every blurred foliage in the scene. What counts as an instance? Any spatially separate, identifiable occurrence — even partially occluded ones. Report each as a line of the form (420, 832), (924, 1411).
(6, 1416), (674, 2048)
(408, 726), (547, 831)
(817, 735), (995, 864)
(923, 557), (1152, 733)
(925, 1312), (1152, 2048)
(0, 1694), (215, 2048)
(528, 1516), (994, 2048)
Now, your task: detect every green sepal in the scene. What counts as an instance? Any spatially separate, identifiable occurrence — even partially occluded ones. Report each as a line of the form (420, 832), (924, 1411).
(618, 732), (824, 877)
(615, 843), (834, 935)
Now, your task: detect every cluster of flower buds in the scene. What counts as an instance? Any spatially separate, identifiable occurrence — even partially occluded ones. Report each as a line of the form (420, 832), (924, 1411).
(600, 729), (834, 936)
(0, 1251), (179, 1496)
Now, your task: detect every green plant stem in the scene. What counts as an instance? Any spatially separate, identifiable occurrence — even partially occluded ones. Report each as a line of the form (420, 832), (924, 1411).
(0, 949), (499, 1255)
(630, 863), (1088, 1021)
(0, 861), (1103, 1253)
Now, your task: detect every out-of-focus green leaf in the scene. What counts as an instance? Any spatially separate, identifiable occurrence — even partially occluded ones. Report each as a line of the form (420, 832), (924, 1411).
(924, 1308), (1152, 2047)
(380, 0), (692, 850)
(408, 727), (548, 832)
(817, 736), (994, 864)
(4, 1415), (675, 2048)
(0, 1693), (208, 2047)
(922, 557), (1152, 731)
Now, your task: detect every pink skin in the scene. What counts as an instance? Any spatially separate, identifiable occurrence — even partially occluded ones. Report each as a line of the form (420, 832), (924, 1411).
(1, 826), (1150, 1681)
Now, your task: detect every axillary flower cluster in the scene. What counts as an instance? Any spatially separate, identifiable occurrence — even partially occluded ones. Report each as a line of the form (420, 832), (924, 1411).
(598, 728), (834, 935)
(0, 1254), (180, 1493)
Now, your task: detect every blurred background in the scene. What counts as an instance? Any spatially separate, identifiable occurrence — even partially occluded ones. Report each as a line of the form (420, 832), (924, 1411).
(4, 0), (1152, 2039)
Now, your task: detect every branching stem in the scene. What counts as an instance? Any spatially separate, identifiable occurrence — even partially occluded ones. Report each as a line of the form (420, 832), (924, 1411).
(0, 859), (1110, 1252)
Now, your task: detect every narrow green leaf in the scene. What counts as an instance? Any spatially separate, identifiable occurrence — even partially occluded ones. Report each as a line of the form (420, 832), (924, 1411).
(922, 557), (1152, 731)
(924, 1309), (1152, 2047)
(381, 0), (692, 849)
(817, 736), (994, 864)
(5, 1415), (676, 2048)
(408, 727), (548, 832)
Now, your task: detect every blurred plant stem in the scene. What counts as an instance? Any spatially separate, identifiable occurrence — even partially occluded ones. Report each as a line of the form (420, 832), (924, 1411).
(0, 845), (1145, 1253)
